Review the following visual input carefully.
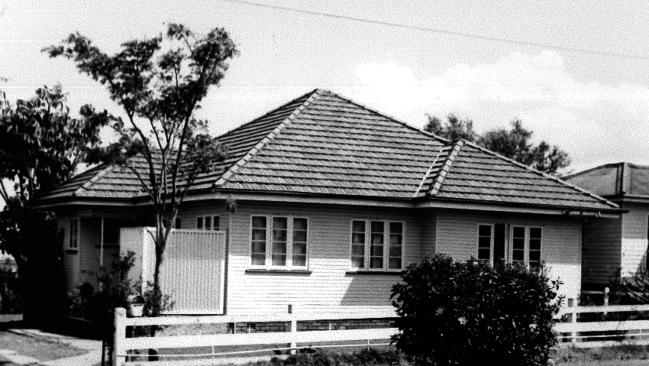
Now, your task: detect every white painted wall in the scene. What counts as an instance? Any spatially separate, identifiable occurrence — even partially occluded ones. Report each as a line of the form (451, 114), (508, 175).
(213, 202), (429, 315)
(620, 202), (649, 278)
(435, 210), (583, 300)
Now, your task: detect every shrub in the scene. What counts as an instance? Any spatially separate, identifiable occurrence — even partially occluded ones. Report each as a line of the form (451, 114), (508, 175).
(68, 251), (173, 328)
(391, 254), (562, 366)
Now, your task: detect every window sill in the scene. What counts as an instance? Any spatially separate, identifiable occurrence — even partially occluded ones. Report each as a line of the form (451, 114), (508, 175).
(345, 270), (403, 275)
(245, 268), (312, 275)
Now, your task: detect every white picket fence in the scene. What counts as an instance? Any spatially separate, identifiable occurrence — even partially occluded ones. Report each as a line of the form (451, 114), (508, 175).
(112, 304), (649, 365)
(556, 303), (649, 347)
(113, 307), (397, 365)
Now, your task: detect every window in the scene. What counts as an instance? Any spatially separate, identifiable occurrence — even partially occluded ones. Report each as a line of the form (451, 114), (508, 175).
(350, 219), (404, 271)
(250, 216), (308, 268)
(476, 224), (542, 267)
(68, 218), (79, 250)
(511, 226), (526, 265)
(174, 218), (182, 229)
(196, 215), (220, 231)
(477, 224), (492, 263)
(529, 227), (542, 268)
(351, 221), (366, 268)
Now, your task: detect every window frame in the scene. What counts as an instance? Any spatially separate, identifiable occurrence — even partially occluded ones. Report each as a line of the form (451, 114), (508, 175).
(67, 218), (79, 251)
(476, 223), (494, 264)
(475, 223), (542, 267)
(249, 215), (309, 270)
(196, 214), (221, 231)
(349, 219), (405, 272)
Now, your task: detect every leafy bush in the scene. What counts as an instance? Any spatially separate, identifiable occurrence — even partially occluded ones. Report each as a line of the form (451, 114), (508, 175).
(68, 251), (173, 328)
(391, 254), (562, 366)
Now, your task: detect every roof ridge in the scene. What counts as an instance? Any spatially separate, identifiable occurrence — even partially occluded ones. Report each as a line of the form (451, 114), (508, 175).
(462, 139), (619, 209)
(73, 164), (114, 197)
(413, 145), (448, 198)
(429, 140), (465, 197)
(214, 90), (322, 188)
(320, 89), (450, 145)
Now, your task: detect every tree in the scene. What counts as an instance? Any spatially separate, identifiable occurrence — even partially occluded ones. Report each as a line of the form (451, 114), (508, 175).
(0, 85), (108, 319)
(391, 254), (561, 366)
(424, 114), (476, 142)
(46, 23), (238, 315)
(424, 115), (570, 174)
(478, 120), (570, 174)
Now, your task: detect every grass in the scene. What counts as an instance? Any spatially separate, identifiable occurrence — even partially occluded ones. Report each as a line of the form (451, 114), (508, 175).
(554, 345), (649, 365)
(0, 330), (86, 362)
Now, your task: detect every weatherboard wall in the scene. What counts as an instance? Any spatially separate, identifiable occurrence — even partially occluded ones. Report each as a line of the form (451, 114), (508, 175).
(435, 210), (583, 300)
(581, 218), (621, 286)
(179, 201), (429, 315)
(620, 202), (649, 277)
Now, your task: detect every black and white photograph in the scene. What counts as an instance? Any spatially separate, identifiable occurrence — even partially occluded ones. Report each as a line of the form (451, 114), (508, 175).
(0, 1), (648, 365)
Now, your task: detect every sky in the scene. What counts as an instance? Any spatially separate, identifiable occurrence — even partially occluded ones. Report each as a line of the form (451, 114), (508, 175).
(1, 0), (649, 174)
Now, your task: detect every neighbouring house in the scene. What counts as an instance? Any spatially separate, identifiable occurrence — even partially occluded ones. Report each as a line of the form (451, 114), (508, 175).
(37, 89), (621, 315)
(565, 162), (649, 287)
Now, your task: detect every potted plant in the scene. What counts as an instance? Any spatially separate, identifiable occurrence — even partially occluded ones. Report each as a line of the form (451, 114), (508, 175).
(127, 294), (145, 317)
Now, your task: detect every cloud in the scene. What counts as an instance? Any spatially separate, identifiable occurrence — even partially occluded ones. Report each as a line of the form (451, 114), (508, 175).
(352, 51), (649, 171)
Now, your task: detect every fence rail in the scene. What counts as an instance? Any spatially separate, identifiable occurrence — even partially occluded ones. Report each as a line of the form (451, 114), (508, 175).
(113, 304), (649, 365)
(113, 307), (398, 366)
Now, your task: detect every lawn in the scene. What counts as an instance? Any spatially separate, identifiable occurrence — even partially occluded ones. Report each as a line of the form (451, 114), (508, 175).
(0, 330), (86, 362)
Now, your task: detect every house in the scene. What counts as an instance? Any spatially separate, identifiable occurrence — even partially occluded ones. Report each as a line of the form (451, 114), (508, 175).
(37, 89), (621, 315)
(565, 162), (649, 287)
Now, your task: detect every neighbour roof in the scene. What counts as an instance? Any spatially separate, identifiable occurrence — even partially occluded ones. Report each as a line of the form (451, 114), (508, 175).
(565, 162), (649, 199)
(39, 89), (618, 212)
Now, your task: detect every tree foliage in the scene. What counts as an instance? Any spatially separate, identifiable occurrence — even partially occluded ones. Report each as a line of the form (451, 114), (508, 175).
(0, 86), (107, 320)
(424, 115), (570, 174)
(45, 23), (238, 315)
(0, 85), (107, 261)
(391, 254), (562, 366)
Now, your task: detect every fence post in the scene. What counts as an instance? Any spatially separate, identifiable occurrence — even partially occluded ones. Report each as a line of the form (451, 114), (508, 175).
(289, 304), (297, 355)
(113, 307), (126, 366)
(570, 302), (577, 345)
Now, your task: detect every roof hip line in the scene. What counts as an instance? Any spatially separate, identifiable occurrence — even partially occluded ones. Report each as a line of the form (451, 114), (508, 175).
(213, 89), (321, 188)
(413, 146), (446, 198)
(429, 139), (465, 197)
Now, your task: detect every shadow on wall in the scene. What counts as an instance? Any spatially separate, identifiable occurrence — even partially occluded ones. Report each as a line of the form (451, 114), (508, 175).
(339, 273), (401, 307)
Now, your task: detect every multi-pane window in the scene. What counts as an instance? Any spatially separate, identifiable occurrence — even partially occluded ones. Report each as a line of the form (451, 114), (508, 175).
(68, 218), (79, 250)
(370, 222), (384, 269)
(388, 222), (403, 269)
(351, 221), (366, 268)
(251, 216), (267, 266)
(477, 224), (542, 268)
(250, 216), (308, 268)
(511, 226), (526, 265)
(196, 215), (220, 231)
(272, 217), (288, 266)
(292, 218), (308, 267)
(477, 224), (492, 263)
(528, 227), (542, 268)
(350, 219), (404, 271)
